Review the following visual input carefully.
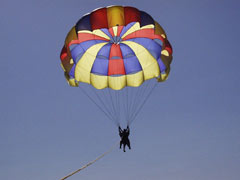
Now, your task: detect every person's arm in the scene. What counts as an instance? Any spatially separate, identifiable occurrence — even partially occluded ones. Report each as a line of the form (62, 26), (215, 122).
(127, 126), (130, 133)
(119, 126), (122, 132)
(119, 126), (123, 136)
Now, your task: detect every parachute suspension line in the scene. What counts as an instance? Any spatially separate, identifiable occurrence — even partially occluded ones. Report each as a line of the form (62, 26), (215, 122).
(102, 89), (120, 126)
(131, 80), (152, 117)
(126, 87), (133, 126)
(124, 88), (128, 125)
(120, 90), (125, 123)
(129, 80), (154, 124)
(59, 141), (119, 180)
(125, 87), (129, 125)
(128, 85), (140, 126)
(114, 90), (120, 123)
(129, 81), (158, 125)
(130, 82), (147, 116)
(107, 88), (118, 123)
(78, 80), (157, 127)
(118, 91), (121, 123)
(90, 87), (118, 125)
(127, 80), (150, 124)
(127, 86), (139, 125)
(121, 87), (128, 123)
(78, 86), (118, 127)
(101, 89), (117, 124)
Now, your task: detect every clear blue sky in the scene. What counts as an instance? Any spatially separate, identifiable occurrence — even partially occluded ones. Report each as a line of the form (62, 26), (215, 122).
(1, 0), (240, 180)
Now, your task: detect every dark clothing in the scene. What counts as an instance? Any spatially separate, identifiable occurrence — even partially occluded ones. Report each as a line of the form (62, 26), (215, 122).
(119, 126), (131, 152)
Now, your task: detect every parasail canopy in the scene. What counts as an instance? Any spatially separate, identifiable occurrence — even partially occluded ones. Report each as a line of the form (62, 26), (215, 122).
(60, 5), (172, 90)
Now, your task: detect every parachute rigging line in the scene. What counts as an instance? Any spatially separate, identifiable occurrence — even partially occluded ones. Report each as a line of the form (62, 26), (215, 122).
(128, 81), (158, 125)
(78, 86), (119, 127)
(90, 86), (119, 125)
(108, 87), (119, 123)
(78, 78), (158, 127)
(60, 142), (118, 180)
(130, 80), (155, 121)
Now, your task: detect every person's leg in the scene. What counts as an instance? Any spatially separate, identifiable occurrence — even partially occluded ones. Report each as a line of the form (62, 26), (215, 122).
(127, 140), (131, 149)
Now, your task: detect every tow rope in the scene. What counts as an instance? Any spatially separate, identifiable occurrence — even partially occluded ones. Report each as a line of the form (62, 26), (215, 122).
(60, 142), (118, 180)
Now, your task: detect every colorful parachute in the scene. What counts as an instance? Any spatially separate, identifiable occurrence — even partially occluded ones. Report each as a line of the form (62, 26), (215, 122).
(60, 6), (173, 126)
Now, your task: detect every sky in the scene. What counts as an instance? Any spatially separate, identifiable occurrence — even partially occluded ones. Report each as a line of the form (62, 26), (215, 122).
(1, 0), (240, 180)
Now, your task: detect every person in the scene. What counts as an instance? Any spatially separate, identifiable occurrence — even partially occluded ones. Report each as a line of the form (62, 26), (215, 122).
(119, 126), (131, 152)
